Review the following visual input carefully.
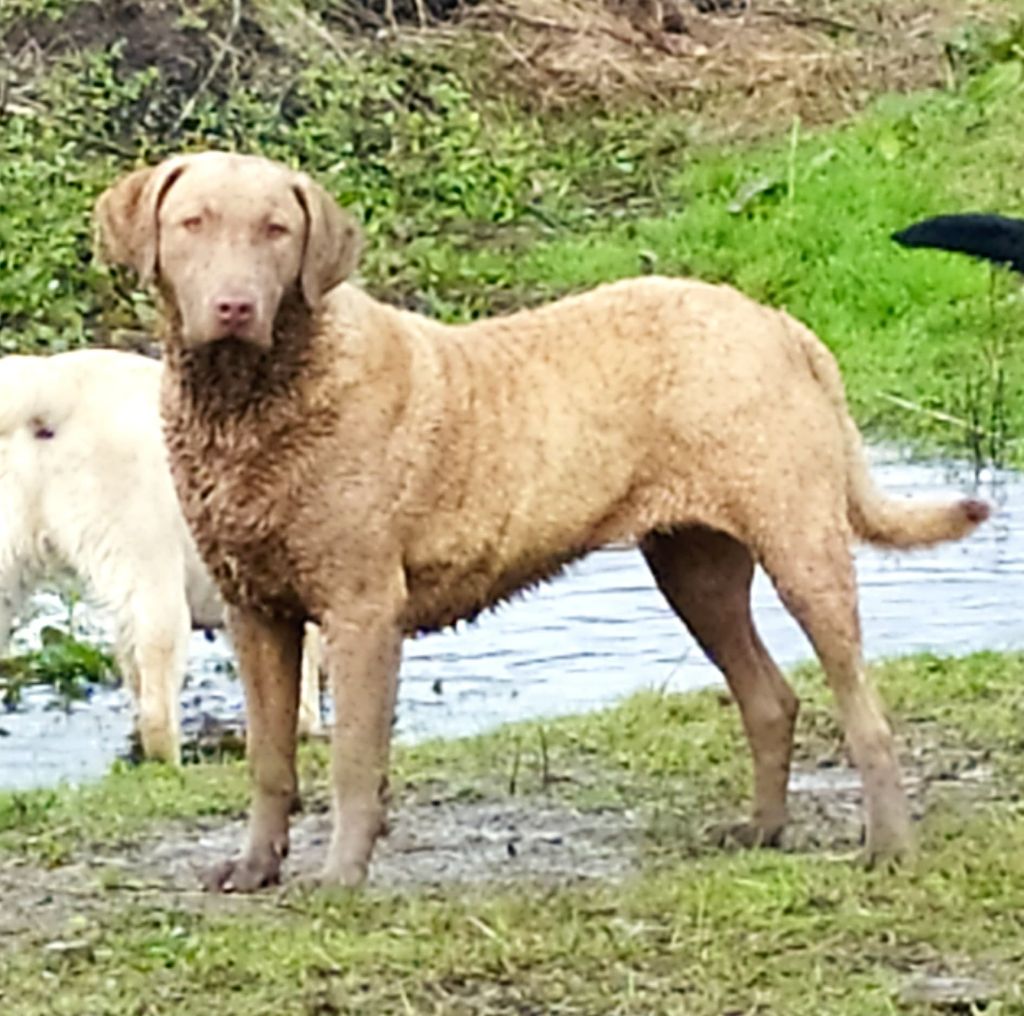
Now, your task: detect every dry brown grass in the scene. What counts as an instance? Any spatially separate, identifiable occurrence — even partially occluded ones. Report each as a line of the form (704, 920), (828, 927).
(428, 0), (1015, 129)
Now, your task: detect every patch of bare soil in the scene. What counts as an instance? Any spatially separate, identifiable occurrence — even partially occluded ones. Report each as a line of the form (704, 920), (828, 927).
(0, 725), (1005, 946)
(4, 1), (236, 90)
(0, 0), (280, 129)
(0, 796), (641, 942)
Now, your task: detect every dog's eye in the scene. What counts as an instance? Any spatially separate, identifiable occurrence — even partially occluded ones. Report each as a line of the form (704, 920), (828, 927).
(266, 222), (289, 239)
(182, 216), (203, 233)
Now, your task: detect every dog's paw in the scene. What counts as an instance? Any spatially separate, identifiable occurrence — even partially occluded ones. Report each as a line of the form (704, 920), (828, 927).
(285, 870), (363, 901)
(315, 857), (369, 889)
(201, 853), (282, 893)
(708, 820), (784, 851)
(858, 846), (913, 873)
(859, 829), (915, 872)
(858, 811), (915, 871)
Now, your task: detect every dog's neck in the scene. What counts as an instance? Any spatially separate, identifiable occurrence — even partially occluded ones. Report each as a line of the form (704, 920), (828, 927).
(160, 291), (317, 421)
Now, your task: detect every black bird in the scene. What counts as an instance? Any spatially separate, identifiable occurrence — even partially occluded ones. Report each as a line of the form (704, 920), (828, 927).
(892, 213), (1024, 274)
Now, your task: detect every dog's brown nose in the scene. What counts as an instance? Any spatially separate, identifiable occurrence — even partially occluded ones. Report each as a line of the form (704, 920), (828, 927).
(214, 297), (255, 330)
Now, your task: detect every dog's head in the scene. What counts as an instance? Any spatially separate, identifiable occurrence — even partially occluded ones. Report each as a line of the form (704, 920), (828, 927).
(94, 151), (362, 350)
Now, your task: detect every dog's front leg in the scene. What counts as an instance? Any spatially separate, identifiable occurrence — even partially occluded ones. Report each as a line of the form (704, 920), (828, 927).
(319, 597), (403, 888)
(204, 605), (304, 892)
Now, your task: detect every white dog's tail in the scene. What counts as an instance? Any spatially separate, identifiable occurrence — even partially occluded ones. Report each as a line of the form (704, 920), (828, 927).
(0, 354), (83, 438)
(789, 318), (990, 549)
(0, 355), (72, 436)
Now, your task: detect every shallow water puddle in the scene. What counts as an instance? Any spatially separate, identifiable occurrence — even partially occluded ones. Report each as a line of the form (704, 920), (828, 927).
(1, 448), (1020, 791)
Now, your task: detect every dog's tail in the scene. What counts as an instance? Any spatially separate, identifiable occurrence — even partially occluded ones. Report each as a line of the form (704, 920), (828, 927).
(843, 420), (989, 548)
(0, 355), (69, 437)
(790, 319), (990, 549)
(892, 213), (1024, 274)
(0, 355), (42, 435)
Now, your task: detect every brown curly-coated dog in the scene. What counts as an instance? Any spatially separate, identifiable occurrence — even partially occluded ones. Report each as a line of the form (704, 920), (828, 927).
(95, 151), (988, 892)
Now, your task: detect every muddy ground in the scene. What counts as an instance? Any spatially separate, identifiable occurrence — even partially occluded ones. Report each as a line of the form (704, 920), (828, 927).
(0, 722), (1000, 946)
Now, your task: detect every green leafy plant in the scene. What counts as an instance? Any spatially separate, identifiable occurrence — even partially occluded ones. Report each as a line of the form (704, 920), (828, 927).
(0, 627), (119, 710)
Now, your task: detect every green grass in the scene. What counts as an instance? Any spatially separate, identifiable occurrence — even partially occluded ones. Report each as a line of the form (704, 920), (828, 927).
(2, 651), (1024, 1013)
(0, 758), (249, 865)
(5, 841), (1024, 1015)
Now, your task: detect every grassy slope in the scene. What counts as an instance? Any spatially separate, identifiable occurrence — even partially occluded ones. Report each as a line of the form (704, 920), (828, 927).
(2, 653), (1024, 1013)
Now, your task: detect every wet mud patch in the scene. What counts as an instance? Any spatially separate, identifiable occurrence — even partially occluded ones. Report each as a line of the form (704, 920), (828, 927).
(147, 796), (640, 892)
(0, 795), (641, 944)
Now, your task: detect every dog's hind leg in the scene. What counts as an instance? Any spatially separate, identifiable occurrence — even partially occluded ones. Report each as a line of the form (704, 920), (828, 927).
(0, 552), (31, 655)
(86, 538), (190, 764)
(642, 525), (799, 846)
(126, 599), (190, 765)
(757, 510), (911, 865)
(297, 622), (324, 739)
(0, 579), (23, 654)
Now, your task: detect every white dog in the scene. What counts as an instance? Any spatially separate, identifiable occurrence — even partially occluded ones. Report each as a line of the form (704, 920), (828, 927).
(0, 348), (322, 763)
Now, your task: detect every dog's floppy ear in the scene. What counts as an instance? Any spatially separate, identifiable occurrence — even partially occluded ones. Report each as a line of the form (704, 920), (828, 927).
(292, 173), (362, 309)
(93, 158), (189, 282)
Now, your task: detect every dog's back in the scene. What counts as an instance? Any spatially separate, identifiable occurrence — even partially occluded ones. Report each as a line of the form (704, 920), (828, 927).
(2, 350), (163, 575)
(0, 349), (223, 759)
(0, 348), (320, 759)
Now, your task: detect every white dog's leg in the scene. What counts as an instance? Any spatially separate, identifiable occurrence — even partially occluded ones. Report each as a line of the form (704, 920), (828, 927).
(122, 599), (190, 765)
(297, 623), (324, 738)
(134, 626), (188, 765)
(0, 589), (19, 654)
(0, 560), (27, 655)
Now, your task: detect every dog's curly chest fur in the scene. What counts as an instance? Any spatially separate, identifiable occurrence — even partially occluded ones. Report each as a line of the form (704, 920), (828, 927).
(168, 435), (302, 615)
(160, 353), (317, 618)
